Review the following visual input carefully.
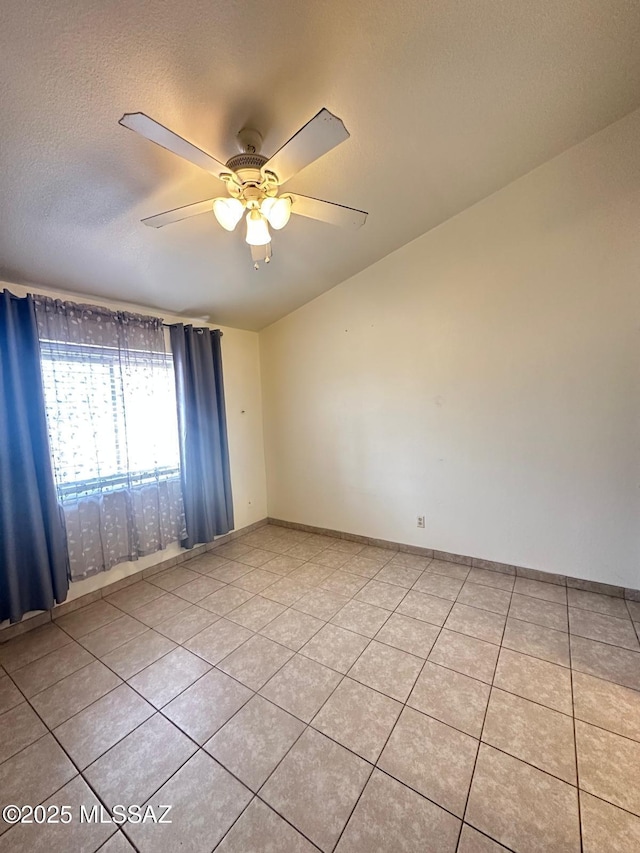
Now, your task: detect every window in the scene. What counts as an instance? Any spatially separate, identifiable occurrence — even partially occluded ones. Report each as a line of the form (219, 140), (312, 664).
(40, 341), (181, 500)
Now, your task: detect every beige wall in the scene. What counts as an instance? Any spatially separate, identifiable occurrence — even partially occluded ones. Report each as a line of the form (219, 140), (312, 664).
(1, 281), (268, 604)
(260, 109), (640, 589)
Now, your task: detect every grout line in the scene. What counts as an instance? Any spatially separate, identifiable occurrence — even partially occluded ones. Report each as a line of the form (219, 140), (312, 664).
(568, 592), (585, 853)
(455, 575), (513, 851)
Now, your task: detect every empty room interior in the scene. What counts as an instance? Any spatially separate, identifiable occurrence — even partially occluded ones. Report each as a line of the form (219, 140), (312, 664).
(1, 1), (639, 851)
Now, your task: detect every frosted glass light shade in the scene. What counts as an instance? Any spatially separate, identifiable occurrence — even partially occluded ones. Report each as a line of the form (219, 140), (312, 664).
(245, 210), (271, 246)
(213, 197), (244, 231)
(261, 196), (292, 230)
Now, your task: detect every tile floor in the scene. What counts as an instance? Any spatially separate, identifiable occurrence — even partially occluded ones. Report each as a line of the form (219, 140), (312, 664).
(1, 524), (639, 852)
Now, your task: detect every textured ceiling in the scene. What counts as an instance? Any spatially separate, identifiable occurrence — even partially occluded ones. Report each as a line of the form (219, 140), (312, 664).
(1, 0), (639, 330)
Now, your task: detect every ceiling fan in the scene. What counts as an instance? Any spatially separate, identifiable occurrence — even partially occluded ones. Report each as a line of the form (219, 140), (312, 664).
(119, 108), (368, 268)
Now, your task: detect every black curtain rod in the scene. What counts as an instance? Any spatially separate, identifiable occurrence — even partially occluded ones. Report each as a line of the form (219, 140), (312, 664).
(163, 322), (223, 336)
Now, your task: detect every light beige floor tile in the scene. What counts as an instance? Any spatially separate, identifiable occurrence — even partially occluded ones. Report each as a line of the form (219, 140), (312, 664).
(467, 568), (515, 592)
(374, 613), (439, 658)
(162, 668), (252, 743)
(78, 614), (148, 657)
(457, 825), (511, 852)
(408, 661), (490, 737)
(375, 564), (422, 588)
(105, 581), (165, 615)
(125, 751), (251, 853)
(184, 618), (252, 665)
(573, 670), (640, 742)
(509, 593), (568, 631)
(444, 603), (505, 644)
(261, 576), (311, 606)
(457, 582), (511, 615)
(428, 629), (498, 684)
(236, 547), (281, 568)
(261, 727), (370, 852)
(627, 599), (640, 620)
(466, 744), (580, 853)
(232, 568), (280, 593)
(360, 546), (396, 563)
(53, 684), (154, 769)
(288, 564), (335, 587)
(260, 654), (342, 722)
(576, 720), (640, 816)
(429, 559), (470, 581)
(84, 713), (196, 809)
(378, 706), (478, 817)
(0, 703), (47, 763)
(0, 775), (116, 853)
(341, 555), (386, 578)
(30, 660), (121, 727)
(11, 641), (94, 698)
(128, 647), (211, 708)
(355, 579), (407, 611)
(569, 608), (639, 650)
(388, 552), (431, 571)
(483, 688), (576, 783)
(205, 560), (251, 583)
(217, 541), (254, 560)
(513, 577), (567, 603)
(99, 831), (136, 852)
(172, 575), (225, 603)
(312, 677), (401, 762)
(226, 595), (285, 631)
(396, 591), (453, 626)
(311, 550), (352, 570)
(300, 624), (369, 673)
(570, 635), (640, 691)
(54, 600), (122, 638)
(0, 624), (72, 673)
(568, 588), (629, 618)
(319, 571), (368, 597)
(502, 617), (570, 666)
(287, 540), (332, 560)
(494, 647), (572, 714)
(206, 694), (304, 790)
(413, 572), (463, 600)
(335, 768), (460, 853)
(153, 605), (219, 644)
(347, 640), (423, 702)
(129, 592), (191, 628)
(580, 790), (640, 853)
(101, 630), (176, 678)
(262, 554), (306, 575)
(198, 585), (254, 615)
(0, 675), (21, 715)
(0, 734), (75, 833)
(217, 798), (316, 853)
(218, 634), (293, 690)
(147, 565), (200, 591)
(260, 608), (324, 650)
(324, 540), (365, 556)
(293, 588), (349, 620)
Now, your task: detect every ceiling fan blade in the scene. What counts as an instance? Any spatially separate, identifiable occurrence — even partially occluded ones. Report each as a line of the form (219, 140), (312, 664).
(288, 193), (367, 228)
(141, 198), (216, 228)
(263, 109), (350, 185)
(119, 113), (231, 180)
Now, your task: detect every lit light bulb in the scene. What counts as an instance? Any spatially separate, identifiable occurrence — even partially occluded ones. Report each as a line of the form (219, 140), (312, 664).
(213, 197), (244, 231)
(245, 210), (271, 246)
(261, 196), (292, 230)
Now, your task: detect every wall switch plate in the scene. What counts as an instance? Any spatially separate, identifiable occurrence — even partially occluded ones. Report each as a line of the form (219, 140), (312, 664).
(417, 515), (425, 528)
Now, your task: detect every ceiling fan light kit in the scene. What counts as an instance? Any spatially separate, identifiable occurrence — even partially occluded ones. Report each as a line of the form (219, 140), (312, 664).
(119, 108), (368, 269)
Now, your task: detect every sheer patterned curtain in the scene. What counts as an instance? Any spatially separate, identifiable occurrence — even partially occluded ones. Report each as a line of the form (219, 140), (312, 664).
(33, 296), (186, 580)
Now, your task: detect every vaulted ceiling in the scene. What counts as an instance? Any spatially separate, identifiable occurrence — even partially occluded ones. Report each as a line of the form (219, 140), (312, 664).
(1, 0), (639, 329)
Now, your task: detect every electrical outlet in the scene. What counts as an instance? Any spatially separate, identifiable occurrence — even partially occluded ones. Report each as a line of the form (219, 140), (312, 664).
(417, 515), (425, 528)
